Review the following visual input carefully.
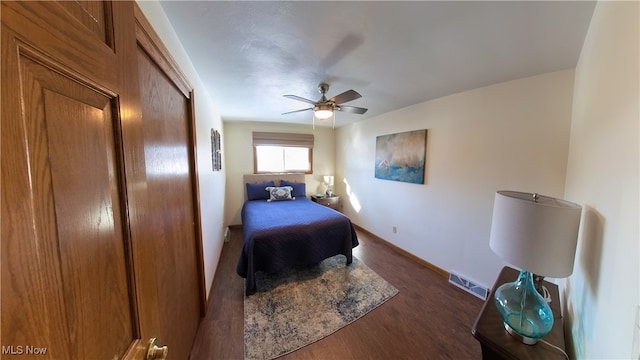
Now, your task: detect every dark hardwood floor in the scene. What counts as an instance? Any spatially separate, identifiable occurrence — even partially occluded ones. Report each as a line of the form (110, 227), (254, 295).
(190, 227), (484, 359)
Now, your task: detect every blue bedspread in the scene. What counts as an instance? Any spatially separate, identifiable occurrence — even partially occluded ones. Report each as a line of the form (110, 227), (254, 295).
(236, 197), (359, 295)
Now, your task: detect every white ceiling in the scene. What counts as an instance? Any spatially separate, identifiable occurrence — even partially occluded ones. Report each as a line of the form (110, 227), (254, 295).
(159, 1), (596, 127)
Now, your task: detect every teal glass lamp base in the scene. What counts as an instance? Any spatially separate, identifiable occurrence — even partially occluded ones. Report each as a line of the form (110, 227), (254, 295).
(494, 270), (553, 345)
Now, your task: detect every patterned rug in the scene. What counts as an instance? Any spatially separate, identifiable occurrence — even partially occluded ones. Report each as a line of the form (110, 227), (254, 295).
(244, 255), (399, 360)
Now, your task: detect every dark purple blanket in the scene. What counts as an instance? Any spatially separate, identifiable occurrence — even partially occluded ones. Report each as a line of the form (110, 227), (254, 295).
(236, 197), (359, 295)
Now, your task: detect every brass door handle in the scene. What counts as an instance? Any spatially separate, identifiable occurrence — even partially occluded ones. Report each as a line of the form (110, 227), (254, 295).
(146, 338), (168, 360)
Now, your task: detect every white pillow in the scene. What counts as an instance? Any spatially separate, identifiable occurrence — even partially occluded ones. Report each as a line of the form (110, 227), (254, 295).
(265, 186), (295, 201)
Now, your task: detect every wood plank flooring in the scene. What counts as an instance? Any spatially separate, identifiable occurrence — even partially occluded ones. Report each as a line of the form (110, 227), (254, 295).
(190, 227), (484, 359)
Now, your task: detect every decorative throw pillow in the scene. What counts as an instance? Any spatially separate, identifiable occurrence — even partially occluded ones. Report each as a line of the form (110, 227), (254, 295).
(246, 181), (275, 201)
(280, 180), (306, 198)
(266, 186), (295, 201)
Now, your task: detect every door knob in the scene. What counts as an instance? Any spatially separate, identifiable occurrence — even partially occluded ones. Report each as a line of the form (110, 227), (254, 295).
(146, 338), (168, 360)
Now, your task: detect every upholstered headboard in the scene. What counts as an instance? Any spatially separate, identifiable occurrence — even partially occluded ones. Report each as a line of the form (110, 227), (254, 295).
(243, 173), (305, 186)
(243, 173), (306, 201)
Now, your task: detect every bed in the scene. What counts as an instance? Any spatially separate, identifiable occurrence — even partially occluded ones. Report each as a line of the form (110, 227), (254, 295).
(236, 174), (359, 295)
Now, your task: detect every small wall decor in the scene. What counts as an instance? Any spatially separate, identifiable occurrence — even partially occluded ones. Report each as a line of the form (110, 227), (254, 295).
(211, 128), (222, 171)
(374, 129), (427, 184)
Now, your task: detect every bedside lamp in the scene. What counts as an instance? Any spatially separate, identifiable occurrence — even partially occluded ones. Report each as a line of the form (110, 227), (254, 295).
(489, 191), (581, 345)
(323, 175), (334, 197)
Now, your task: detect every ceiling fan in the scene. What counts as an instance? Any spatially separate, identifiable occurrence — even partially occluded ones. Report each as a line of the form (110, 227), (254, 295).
(282, 83), (368, 120)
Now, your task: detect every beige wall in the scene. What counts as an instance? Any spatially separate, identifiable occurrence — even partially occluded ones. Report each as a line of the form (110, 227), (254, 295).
(562, 2), (639, 358)
(336, 70), (575, 288)
(223, 121), (336, 225)
(136, 1), (226, 299)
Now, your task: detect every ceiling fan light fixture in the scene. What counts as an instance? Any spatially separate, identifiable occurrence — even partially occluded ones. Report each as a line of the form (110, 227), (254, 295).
(314, 104), (333, 120)
(283, 83), (367, 123)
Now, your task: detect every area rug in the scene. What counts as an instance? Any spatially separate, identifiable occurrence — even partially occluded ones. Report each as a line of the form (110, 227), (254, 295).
(244, 255), (398, 360)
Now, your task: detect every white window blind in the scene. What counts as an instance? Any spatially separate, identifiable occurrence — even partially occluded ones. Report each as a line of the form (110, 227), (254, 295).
(252, 132), (314, 148)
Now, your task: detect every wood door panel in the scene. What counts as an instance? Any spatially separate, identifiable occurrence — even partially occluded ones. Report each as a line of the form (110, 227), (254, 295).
(1, 1), (119, 92)
(1, 50), (136, 360)
(137, 48), (201, 359)
(58, 1), (113, 46)
(44, 91), (133, 359)
(3, 2), (204, 359)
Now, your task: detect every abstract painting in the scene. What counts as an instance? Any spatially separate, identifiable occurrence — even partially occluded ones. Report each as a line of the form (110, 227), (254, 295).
(374, 129), (427, 184)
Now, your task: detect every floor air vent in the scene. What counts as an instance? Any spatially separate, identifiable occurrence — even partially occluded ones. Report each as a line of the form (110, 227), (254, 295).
(448, 272), (489, 300)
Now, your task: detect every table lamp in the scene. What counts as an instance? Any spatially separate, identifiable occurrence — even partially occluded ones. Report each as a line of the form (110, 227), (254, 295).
(324, 175), (334, 197)
(489, 191), (581, 345)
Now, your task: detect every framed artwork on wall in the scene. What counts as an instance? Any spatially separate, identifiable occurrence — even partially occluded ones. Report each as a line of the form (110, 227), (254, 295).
(211, 128), (222, 171)
(374, 129), (427, 184)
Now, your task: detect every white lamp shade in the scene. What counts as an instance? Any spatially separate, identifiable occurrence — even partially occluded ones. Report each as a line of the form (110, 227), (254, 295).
(323, 175), (334, 186)
(489, 191), (582, 278)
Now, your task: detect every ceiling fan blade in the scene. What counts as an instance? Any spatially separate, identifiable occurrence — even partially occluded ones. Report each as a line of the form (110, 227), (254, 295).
(329, 89), (361, 104)
(283, 94), (317, 105)
(337, 105), (368, 114)
(282, 107), (313, 115)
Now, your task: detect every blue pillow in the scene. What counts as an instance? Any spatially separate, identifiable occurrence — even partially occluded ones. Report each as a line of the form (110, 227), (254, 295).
(246, 181), (274, 200)
(266, 186), (295, 201)
(280, 180), (306, 198)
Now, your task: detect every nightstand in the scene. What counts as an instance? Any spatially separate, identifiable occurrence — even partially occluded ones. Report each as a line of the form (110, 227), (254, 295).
(311, 195), (340, 211)
(472, 266), (567, 360)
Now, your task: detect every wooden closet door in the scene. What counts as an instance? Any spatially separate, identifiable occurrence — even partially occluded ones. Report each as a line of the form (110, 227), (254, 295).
(1, 2), (204, 359)
(0, 2), (147, 359)
(133, 8), (205, 358)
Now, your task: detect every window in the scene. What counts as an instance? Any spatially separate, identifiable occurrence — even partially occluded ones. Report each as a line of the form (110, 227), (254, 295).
(255, 146), (310, 173)
(253, 132), (314, 173)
